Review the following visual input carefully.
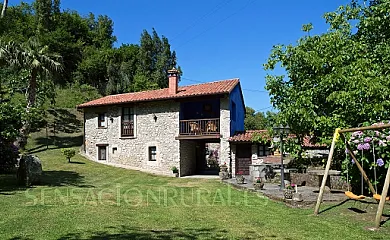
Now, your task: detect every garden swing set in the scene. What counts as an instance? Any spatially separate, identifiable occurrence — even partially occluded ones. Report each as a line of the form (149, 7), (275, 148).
(314, 124), (390, 229)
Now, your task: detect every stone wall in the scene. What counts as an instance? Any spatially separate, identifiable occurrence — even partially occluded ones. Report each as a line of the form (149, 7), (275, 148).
(179, 140), (196, 176)
(83, 96), (233, 177)
(230, 144), (236, 177)
(290, 173), (348, 190)
(220, 97), (231, 171)
(84, 100), (180, 176)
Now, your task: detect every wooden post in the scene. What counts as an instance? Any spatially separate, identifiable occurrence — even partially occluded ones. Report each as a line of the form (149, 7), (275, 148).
(342, 135), (376, 194)
(374, 165), (390, 228)
(314, 129), (339, 215)
(338, 123), (390, 133)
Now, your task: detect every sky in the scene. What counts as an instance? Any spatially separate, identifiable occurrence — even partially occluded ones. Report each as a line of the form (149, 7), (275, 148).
(18, 0), (351, 112)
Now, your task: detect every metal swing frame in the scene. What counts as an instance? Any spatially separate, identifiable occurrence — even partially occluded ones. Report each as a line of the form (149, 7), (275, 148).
(313, 124), (390, 229)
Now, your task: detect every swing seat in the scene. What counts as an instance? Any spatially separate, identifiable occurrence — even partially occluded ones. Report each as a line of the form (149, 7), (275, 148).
(345, 191), (366, 200)
(373, 194), (390, 201)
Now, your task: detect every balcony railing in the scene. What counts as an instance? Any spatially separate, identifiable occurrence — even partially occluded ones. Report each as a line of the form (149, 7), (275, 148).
(179, 118), (220, 135)
(121, 121), (134, 136)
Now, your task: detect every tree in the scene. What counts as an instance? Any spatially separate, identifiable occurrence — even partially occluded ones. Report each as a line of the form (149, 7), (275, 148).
(244, 107), (267, 130)
(264, 1), (390, 141)
(135, 28), (181, 91)
(0, 80), (23, 172)
(1, 0), (8, 18)
(0, 38), (63, 148)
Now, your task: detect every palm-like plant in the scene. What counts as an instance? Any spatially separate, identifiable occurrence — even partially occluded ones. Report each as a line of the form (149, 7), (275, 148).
(0, 38), (63, 148)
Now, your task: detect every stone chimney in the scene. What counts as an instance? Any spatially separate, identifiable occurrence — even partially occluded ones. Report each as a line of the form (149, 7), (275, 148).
(168, 67), (179, 95)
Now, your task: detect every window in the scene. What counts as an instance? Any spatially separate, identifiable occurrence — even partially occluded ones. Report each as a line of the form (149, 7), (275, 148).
(258, 145), (270, 157)
(98, 113), (106, 128)
(112, 147), (117, 154)
(122, 107), (134, 137)
(98, 146), (107, 160)
(231, 101), (236, 121)
(149, 146), (157, 161)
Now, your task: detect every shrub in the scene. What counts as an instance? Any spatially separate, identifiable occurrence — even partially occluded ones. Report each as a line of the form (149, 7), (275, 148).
(0, 97), (23, 172)
(0, 141), (19, 173)
(345, 122), (390, 194)
(171, 166), (178, 173)
(61, 148), (76, 162)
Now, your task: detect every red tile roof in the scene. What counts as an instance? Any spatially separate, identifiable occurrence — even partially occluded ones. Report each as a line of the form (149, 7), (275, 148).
(229, 130), (327, 148)
(302, 136), (327, 148)
(78, 79), (239, 108)
(228, 130), (269, 142)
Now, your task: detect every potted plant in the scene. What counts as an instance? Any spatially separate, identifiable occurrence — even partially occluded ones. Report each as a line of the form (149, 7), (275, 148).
(171, 166), (179, 177)
(219, 162), (228, 172)
(235, 171), (245, 184)
(253, 177), (264, 190)
(283, 183), (295, 199)
(218, 162), (228, 180)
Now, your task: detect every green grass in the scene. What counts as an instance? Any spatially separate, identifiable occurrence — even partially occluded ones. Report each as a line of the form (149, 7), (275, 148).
(1, 110), (390, 239)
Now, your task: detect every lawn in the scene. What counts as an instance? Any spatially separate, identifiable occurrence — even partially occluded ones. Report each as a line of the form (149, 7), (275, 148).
(1, 109), (390, 239)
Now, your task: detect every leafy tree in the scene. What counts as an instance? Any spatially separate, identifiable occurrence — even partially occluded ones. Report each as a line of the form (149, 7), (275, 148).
(135, 28), (181, 91)
(0, 3), (35, 42)
(264, 1), (390, 141)
(0, 38), (63, 148)
(244, 107), (267, 130)
(61, 148), (75, 163)
(244, 107), (279, 130)
(264, 0), (390, 187)
(1, 1), (181, 95)
(0, 86), (23, 172)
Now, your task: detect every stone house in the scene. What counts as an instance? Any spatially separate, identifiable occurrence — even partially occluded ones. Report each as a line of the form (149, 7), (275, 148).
(77, 69), (245, 177)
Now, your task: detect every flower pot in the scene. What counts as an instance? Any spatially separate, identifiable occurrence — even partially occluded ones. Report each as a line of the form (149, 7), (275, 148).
(236, 175), (245, 184)
(219, 171), (229, 180)
(253, 182), (264, 190)
(283, 189), (294, 199)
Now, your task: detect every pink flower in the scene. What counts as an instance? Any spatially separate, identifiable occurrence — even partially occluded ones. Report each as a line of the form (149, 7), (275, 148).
(364, 137), (372, 143)
(352, 131), (363, 137)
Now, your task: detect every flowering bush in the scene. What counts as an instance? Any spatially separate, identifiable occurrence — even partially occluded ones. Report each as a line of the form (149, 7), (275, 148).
(255, 177), (262, 183)
(346, 122), (390, 193)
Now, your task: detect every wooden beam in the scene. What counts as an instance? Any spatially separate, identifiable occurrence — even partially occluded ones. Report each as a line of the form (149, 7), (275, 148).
(374, 165), (390, 228)
(338, 123), (390, 133)
(314, 129), (339, 215)
(341, 134), (376, 195)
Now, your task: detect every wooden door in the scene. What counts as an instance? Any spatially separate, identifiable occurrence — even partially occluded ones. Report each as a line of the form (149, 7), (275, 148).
(235, 144), (251, 175)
